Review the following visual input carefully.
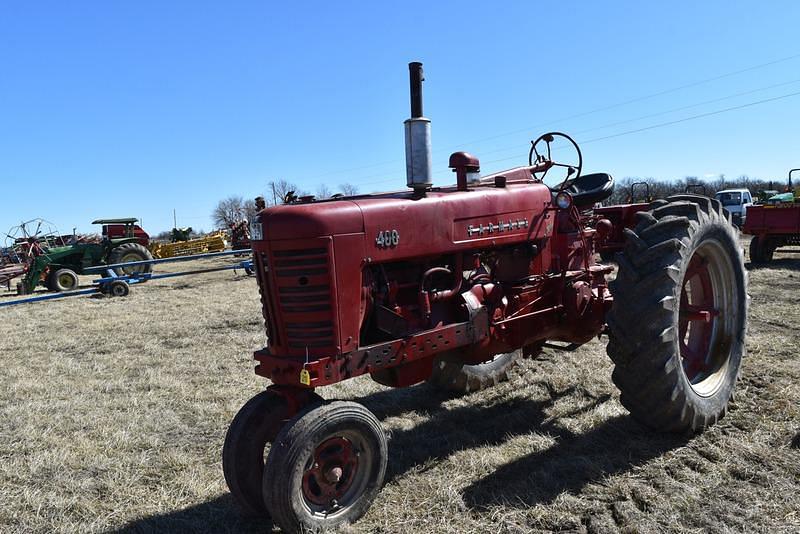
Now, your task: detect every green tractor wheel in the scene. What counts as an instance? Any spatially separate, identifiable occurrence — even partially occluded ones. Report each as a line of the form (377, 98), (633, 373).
(48, 269), (79, 292)
(108, 243), (153, 277)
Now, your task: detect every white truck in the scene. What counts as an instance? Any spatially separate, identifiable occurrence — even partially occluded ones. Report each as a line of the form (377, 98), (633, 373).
(714, 188), (753, 227)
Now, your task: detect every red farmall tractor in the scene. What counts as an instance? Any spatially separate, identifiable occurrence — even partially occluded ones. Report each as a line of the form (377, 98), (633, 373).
(223, 63), (747, 532)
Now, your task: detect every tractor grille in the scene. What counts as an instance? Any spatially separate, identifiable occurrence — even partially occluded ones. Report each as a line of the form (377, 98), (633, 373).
(257, 246), (337, 353)
(254, 252), (280, 346)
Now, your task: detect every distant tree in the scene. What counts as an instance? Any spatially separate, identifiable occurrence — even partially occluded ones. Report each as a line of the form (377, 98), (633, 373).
(316, 184), (333, 199)
(737, 174), (750, 189)
(212, 196), (247, 228)
(339, 182), (359, 196)
(267, 179), (304, 204)
(243, 198), (258, 221)
(715, 174), (727, 191)
(603, 173), (780, 207)
(154, 230), (173, 242)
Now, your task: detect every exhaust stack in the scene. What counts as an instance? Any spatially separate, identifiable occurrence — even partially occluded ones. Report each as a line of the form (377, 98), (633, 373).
(405, 62), (432, 193)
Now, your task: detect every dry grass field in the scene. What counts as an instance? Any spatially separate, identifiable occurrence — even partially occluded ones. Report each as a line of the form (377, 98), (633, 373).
(1, 245), (799, 533)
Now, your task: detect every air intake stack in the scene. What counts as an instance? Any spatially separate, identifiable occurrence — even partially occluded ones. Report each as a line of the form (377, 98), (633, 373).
(405, 62), (432, 193)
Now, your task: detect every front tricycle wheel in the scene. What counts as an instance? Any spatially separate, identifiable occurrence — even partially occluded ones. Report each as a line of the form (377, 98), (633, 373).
(222, 387), (322, 517)
(263, 401), (387, 533)
(606, 195), (747, 433)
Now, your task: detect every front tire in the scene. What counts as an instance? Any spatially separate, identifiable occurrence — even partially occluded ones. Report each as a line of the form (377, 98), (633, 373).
(263, 401), (387, 533)
(48, 268), (79, 292)
(606, 195), (747, 433)
(428, 350), (521, 394)
(222, 389), (323, 517)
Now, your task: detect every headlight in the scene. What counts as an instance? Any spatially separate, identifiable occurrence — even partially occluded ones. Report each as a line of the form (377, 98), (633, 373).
(555, 191), (573, 210)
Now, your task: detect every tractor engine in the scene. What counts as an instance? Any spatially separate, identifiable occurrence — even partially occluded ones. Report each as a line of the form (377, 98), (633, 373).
(250, 64), (612, 390)
(250, 172), (611, 388)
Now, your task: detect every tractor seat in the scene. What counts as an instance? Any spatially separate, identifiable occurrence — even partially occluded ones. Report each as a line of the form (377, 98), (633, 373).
(559, 173), (615, 207)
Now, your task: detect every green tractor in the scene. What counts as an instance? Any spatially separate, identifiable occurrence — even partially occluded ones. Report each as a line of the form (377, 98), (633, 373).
(18, 218), (154, 294)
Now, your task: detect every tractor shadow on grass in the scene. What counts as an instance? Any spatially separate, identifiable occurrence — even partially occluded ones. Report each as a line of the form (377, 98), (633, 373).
(375, 386), (611, 484)
(461, 413), (686, 510)
(361, 383), (685, 505)
(353, 381), (455, 419)
(111, 493), (275, 534)
(114, 383), (684, 532)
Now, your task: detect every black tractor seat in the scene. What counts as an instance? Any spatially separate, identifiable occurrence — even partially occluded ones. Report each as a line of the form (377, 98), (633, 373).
(557, 172), (615, 208)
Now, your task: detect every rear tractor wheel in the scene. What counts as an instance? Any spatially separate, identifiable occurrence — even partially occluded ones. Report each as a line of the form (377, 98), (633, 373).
(606, 195), (747, 433)
(428, 349), (521, 394)
(599, 249), (616, 263)
(107, 243), (153, 277)
(263, 401), (387, 533)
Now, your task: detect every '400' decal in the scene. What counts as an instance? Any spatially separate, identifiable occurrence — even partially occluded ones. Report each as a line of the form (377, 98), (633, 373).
(375, 229), (399, 248)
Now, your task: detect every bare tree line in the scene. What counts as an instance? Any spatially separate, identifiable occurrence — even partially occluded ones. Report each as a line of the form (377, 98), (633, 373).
(605, 174), (788, 205)
(212, 181), (360, 229)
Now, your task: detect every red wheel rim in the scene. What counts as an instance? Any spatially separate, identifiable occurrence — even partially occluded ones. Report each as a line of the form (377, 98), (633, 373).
(679, 253), (720, 384)
(302, 436), (360, 509)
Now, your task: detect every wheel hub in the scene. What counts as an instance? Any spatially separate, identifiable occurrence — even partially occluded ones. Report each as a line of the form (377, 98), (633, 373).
(302, 437), (359, 508)
(679, 254), (717, 381)
(324, 466), (343, 484)
(121, 252), (145, 274)
(678, 240), (735, 395)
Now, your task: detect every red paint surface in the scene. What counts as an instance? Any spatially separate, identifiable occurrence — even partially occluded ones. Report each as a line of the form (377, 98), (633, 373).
(101, 224), (150, 246)
(251, 173), (615, 389)
(594, 203), (649, 254)
(742, 203), (800, 236)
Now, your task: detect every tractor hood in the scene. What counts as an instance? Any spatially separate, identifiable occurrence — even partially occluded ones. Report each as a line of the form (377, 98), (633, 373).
(258, 180), (553, 260)
(259, 200), (365, 240)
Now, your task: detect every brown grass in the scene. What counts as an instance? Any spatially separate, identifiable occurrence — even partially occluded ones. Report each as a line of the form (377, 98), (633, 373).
(0, 245), (798, 533)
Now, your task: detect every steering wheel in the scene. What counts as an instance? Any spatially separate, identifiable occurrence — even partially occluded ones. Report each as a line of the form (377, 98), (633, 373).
(528, 132), (583, 190)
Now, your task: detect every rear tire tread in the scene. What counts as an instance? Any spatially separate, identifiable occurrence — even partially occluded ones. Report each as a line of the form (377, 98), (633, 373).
(606, 195), (747, 433)
(428, 350), (521, 394)
(108, 242), (154, 276)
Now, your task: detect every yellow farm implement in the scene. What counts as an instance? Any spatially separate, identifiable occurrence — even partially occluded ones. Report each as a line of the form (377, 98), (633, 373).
(148, 232), (228, 259)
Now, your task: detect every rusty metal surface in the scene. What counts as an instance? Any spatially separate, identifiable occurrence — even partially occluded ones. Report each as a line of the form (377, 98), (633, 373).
(594, 203), (650, 254)
(254, 307), (489, 387)
(251, 178), (613, 390)
(0, 263), (27, 286)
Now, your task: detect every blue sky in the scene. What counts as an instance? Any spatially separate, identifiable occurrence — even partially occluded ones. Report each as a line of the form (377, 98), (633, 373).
(1, 1), (799, 235)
